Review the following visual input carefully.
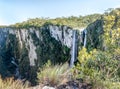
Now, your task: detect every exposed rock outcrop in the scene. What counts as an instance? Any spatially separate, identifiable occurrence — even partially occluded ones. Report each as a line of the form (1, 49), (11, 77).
(0, 24), (83, 84)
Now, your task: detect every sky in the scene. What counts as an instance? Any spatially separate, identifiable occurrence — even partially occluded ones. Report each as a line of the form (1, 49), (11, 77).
(0, 0), (120, 25)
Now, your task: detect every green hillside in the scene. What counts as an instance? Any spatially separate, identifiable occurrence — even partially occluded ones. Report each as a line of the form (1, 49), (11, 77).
(10, 14), (101, 29)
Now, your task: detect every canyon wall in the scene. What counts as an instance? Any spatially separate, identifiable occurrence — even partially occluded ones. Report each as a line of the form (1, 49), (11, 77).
(0, 24), (83, 84)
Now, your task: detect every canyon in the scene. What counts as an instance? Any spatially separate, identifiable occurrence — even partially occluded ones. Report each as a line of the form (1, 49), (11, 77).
(0, 24), (88, 84)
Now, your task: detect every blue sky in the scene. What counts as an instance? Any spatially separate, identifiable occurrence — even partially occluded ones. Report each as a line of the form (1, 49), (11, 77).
(0, 0), (120, 25)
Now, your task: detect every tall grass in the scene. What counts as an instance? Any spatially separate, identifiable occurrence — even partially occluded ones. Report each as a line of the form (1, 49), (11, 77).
(37, 61), (70, 87)
(0, 77), (28, 89)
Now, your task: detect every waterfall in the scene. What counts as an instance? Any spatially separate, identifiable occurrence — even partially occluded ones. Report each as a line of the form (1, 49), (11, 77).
(69, 28), (87, 68)
(11, 57), (21, 79)
(70, 30), (77, 68)
(83, 29), (87, 47)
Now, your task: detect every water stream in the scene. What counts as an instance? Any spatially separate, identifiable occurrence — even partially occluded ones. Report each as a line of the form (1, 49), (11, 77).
(83, 29), (87, 47)
(70, 30), (76, 68)
(70, 29), (87, 68)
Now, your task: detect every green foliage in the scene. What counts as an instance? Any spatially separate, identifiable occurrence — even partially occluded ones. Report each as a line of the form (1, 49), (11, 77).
(102, 81), (120, 89)
(37, 60), (70, 86)
(8, 14), (101, 29)
(85, 8), (120, 51)
(93, 80), (120, 89)
(74, 47), (120, 88)
(101, 8), (120, 51)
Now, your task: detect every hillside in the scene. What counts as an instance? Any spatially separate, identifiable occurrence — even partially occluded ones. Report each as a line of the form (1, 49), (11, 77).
(8, 14), (101, 29)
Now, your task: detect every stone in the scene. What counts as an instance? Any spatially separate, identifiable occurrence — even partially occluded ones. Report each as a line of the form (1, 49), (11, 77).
(42, 86), (55, 89)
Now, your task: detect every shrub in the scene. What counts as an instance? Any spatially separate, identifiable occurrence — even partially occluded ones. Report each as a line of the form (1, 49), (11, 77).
(37, 60), (70, 87)
(75, 47), (120, 88)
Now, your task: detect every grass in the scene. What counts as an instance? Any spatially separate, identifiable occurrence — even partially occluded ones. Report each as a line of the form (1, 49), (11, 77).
(92, 79), (120, 89)
(37, 61), (70, 87)
(0, 77), (29, 89)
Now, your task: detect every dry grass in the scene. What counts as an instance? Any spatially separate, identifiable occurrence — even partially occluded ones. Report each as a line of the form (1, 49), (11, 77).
(0, 77), (29, 89)
(37, 63), (70, 87)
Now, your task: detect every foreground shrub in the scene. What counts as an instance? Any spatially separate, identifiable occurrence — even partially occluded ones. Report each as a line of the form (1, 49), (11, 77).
(37, 60), (70, 86)
(0, 77), (28, 89)
(75, 47), (120, 88)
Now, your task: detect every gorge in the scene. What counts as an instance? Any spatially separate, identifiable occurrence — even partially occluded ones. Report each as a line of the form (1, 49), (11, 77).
(0, 24), (88, 84)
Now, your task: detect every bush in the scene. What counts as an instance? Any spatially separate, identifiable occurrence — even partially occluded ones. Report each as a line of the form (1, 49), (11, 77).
(37, 60), (70, 87)
(74, 47), (120, 88)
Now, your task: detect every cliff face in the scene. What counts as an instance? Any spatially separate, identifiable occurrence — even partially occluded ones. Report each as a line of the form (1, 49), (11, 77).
(86, 20), (103, 50)
(85, 8), (120, 51)
(0, 20), (105, 84)
(0, 26), (72, 61)
(0, 24), (79, 84)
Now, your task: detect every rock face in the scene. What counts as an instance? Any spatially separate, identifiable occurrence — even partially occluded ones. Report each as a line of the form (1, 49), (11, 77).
(49, 25), (73, 48)
(0, 21), (105, 84)
(85, 20), (103, 50)
(0, 24), (82, 84)
(0, 22), (104, 84)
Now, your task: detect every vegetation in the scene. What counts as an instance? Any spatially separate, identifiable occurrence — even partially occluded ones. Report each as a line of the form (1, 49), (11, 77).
(0, 77), (28, 89)
(74, 47), (120, 88)
(37, 60), (70, 87)
(86, 8), (120, 51)
(0, 8), (120, 89)
(74, 8), (120, 89)
(9, 14), (101, 29)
